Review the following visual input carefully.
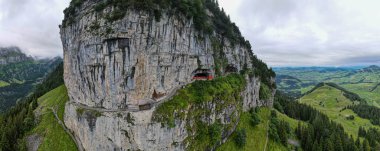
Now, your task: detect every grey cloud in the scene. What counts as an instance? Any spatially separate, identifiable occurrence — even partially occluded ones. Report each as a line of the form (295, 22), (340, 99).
(1, 0), (380, 66)
(336, 55), (380, 66)
(220, 0), (380, 67)
(0, 0), (70, 58)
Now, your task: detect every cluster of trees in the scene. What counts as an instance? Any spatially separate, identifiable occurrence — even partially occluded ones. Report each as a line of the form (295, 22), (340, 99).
(259, 83), (271, 100)
(65, 0), (207, 33)
(268, 111), (291, 146)
(250, 55), (276, 89)
(358, 127), (380, 150)
(154, 73), (246, 127)
(349, 104), (380, 126)
(249, 108), (261, 127)
(234, 129), (247, 148)
(75, 0), (251, 48)
(295, 114), (359, 151)
(0, 82), (34, 112)
(233, 108), (260, 148)
(274, 92), (376, 151)
(0, 63), (64, 150)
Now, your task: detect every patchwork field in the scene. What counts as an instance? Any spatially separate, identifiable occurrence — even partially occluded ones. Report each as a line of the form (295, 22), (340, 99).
(275, 66), (380, 107)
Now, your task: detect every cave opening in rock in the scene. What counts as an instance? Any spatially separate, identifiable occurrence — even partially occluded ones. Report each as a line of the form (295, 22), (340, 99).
(225, 64), (238, 73)
(139, 103), (152, 111)
(192, 69), (214, 80)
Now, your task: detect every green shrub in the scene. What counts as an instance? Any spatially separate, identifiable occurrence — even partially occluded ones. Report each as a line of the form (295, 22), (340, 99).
(153, 74), (245, 149)
(208, 122), (222, 145)
(234, 129), (247, 148)
(153, 74), (245, 127)
(259, 84), (271, 100)
(76, 108), (85, 115)
(249, 111), (261, 127)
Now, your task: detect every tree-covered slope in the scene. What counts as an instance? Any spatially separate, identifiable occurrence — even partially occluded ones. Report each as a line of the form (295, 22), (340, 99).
(217, 108), (289, 151)
(275, 92), (380, 151)
(0, 63), (64, 151)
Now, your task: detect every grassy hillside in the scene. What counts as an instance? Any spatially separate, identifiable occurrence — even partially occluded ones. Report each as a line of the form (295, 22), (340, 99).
(300, 85), (379, 137)
(341, 83), (380, 107)
(276, 110), (305, 130)
(217, 108), (287, 151)
(26, 85), (77, 151)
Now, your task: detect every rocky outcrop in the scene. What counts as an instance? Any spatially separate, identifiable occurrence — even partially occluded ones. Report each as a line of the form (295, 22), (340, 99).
(0, 47), (33, 65)
(61, 1), (275, 150)
(61, 8), (251, 110)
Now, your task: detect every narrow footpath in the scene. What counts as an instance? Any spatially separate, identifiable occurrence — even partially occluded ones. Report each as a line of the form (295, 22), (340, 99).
(263, 120), (269, 151)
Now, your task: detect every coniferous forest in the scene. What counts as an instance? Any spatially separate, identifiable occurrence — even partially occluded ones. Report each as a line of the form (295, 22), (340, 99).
(0, 63), (64, 151)
(275, 92), (380, 151)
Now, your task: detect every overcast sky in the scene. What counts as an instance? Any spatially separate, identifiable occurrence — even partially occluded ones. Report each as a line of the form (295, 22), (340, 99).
(0, 0), (380, 66)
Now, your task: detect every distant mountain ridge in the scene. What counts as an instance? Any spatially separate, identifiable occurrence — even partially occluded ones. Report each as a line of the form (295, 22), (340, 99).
(359, 65), (380, 72)
(0, 47), (33, 65)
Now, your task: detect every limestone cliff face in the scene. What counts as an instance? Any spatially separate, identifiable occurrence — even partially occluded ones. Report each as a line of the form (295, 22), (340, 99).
(61, 1), (274, 150)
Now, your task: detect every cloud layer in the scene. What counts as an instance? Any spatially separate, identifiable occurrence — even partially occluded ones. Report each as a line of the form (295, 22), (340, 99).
(219, 0), (380, 66)
(0, 0), (69, 58)
(0, 0), (380, 66)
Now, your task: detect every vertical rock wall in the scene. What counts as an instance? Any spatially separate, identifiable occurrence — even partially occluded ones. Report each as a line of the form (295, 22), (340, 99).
(61, 2), (273, 151)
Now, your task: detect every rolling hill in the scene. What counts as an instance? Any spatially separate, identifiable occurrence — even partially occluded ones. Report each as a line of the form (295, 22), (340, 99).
(299, 84), (380, 137)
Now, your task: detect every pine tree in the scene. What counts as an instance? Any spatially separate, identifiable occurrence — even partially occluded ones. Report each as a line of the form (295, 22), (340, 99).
(305, 132), (313, 151)
(372, 142), (380, 151)
(359, 126), (366, 137)
(355, 137), (362, 149)
(362, 139), (370, 151)
(348, 135), (359, 151)
(312, 140), (322, 151)
(249, 112), (260, 127)
(325, 138), (334, 151)
(334, 134), (344, 151)
(277, 121), (289, 145)
(1, 131), (10, 151)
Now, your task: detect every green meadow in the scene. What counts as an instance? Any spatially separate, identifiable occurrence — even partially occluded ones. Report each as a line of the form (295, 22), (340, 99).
(26, 85), (77, 151)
